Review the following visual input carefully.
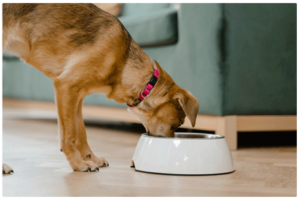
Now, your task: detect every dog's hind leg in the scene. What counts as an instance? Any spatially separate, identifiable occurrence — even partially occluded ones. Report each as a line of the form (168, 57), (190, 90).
(75, 99), (109, 168)
(3, 163), (13, 174)
(53, 79), (99, 172)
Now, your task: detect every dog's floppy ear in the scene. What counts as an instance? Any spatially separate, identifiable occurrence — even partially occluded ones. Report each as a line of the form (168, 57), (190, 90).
(174, 90), (199, 127)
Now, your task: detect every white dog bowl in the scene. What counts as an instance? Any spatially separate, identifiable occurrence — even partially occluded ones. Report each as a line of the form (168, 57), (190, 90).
(131, 133), (235, 175)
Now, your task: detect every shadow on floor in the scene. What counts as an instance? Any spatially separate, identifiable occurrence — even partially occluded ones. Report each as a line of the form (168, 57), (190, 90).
(238, 131), (297, 148)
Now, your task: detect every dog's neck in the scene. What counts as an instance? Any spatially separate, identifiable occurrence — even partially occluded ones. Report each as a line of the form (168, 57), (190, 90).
(122, 57), (156, 106)
(105, 41), (174, 108)
(122, 57), (174, 111)
(126, 61), (159, 107)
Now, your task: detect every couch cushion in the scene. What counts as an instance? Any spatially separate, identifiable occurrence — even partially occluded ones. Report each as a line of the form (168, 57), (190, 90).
(119, 3), (171, 17)
(119, 4), (178, 47)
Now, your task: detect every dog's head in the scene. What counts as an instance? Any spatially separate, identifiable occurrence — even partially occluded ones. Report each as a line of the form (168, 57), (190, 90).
(128, 61), (199, 137)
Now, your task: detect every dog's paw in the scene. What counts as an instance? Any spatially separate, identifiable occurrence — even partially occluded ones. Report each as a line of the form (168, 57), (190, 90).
(91, 156), (109, 168)
(71, 160), (99, 172)
(3, 163), (13, 174)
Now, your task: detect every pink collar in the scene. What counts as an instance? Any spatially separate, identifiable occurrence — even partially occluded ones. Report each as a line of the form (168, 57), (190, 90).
(127, 68), (159, 107)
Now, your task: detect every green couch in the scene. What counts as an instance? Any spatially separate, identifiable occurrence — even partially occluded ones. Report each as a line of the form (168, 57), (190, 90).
(3, 3), (296, 116)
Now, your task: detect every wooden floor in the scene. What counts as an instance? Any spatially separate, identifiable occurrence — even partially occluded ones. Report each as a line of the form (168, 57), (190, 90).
(2, 108), (297, 197)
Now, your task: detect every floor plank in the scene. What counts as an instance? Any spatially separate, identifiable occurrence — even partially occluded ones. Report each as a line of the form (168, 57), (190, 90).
(2, 108), (297, 197)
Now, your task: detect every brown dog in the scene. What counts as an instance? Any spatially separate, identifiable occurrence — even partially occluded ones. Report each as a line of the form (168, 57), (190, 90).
(3, 3), (199, 173)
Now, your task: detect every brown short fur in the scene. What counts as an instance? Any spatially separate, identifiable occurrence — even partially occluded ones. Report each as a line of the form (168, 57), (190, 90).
(3, 3), (199, 172)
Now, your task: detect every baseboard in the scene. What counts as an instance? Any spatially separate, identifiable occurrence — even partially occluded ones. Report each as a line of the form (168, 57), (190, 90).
(3, 98), (297, 150)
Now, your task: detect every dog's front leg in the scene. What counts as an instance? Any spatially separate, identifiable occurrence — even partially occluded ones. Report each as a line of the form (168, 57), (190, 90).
(53, 80), (98, 172)
(75, 99), (109, 168)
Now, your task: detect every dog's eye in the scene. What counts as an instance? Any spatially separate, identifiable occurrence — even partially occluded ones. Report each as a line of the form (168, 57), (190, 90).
(171, 122), (183, 131)
(177, 122), (183, 128)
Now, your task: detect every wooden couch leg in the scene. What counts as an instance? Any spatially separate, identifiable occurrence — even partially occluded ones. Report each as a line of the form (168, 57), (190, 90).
(216, 115), (237, 150)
